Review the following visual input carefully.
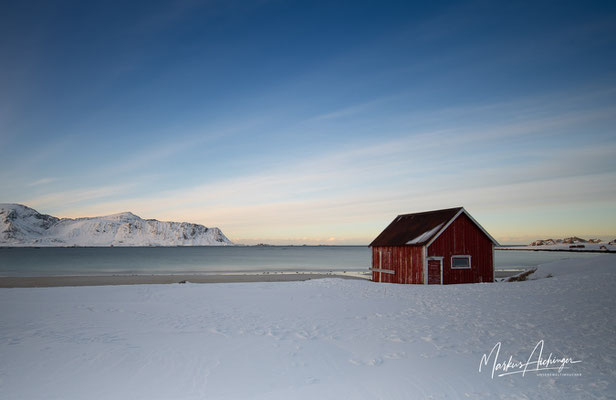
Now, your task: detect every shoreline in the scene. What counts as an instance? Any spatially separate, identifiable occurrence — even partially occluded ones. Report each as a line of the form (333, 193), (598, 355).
(496, 247), (615, 253)
(0, 269), (526, 288)
(0, 245), (368, 249)
(0, 271), (370, 288)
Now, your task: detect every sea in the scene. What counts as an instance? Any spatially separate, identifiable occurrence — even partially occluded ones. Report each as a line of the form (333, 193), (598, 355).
(0, 246), (604, 277)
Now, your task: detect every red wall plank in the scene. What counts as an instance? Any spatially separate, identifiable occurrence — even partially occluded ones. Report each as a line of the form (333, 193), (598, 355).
(372, 245), (424, 284)
(427, 213), (493, 284)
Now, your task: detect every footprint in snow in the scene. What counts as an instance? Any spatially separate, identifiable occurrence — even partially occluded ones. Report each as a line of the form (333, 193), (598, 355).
(348, 357), (383, 366)
(368, 358), (383, 366)
(208, 328), (229, 338)
(384, 352), (406, 360)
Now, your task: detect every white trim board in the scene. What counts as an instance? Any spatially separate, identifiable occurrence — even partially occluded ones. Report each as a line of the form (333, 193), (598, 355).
(423, 246), (428, 285)
(370, 268), (395, 275)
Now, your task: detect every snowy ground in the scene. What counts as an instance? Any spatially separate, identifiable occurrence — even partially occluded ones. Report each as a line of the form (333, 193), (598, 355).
(1, 256), (615, 399)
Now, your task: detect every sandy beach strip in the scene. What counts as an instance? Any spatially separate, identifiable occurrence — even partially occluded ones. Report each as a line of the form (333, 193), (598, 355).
(0, 271), (370, 288)
(0, 270), (522, 288)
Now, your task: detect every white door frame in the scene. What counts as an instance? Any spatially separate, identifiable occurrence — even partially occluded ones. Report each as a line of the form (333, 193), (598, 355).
(427, 256), (444, 285)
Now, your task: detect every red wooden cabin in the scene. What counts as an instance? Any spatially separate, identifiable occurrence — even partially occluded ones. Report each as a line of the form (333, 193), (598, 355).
(370, 207), (498, 284)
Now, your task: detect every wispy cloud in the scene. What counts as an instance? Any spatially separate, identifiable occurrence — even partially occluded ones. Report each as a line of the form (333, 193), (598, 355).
(23, 183), (137, 214)
(26, 177), (57, 187)
(306, 95), (402, 122)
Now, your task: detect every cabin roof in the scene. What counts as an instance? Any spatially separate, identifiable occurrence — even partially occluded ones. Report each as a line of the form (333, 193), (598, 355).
(369, 207), (498, 247)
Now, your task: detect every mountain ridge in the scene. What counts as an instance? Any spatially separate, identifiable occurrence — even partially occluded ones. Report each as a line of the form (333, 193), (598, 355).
(530, 237), (603, 246)
(0, 203), (233, 247)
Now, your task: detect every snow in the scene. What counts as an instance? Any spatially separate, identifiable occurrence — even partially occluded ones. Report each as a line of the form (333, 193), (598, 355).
(1, 255), (615, 399)
(405, 222), (443, 245)
(502, 244), (616, 252)
(0, 203), (233, 247)
(500, 237), (616, 252)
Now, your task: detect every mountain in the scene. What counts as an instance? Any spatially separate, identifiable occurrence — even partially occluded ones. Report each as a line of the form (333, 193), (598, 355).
(529, 237), (601, 246)
(0, 204), (233, 247)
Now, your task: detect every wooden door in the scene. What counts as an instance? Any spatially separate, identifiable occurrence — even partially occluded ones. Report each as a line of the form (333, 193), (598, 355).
(427, 259), (442, 285)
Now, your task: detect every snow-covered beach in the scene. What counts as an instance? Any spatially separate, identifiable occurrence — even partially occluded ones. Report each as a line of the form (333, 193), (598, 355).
(0, 271), (369, 288)
(1, 255), (614, 399)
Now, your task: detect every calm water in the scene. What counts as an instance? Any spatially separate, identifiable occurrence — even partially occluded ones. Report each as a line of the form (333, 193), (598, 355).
(0, 246), (605, 277)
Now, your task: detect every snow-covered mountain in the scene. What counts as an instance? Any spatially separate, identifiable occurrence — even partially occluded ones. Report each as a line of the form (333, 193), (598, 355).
(530, 237), (602, 246)
(502, 236), (616, 252)
(0, 204), (233, 247)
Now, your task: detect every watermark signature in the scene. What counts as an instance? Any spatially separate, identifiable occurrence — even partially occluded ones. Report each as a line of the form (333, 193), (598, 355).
(479, 340), (582, 378)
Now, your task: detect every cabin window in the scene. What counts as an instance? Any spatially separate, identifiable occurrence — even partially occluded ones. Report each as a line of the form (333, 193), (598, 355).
(451, 255), (471, 269)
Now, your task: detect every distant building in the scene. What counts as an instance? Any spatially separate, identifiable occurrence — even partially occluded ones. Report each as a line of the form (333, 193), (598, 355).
(370, 207), (498, 284)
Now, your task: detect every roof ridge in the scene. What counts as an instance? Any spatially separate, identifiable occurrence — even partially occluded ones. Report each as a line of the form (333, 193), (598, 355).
(396, 206), (463, 218)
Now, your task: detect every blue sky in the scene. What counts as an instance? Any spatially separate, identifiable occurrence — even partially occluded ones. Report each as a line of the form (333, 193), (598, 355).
(1, 0), (615, 244)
